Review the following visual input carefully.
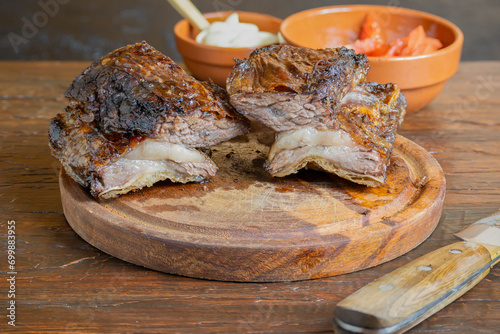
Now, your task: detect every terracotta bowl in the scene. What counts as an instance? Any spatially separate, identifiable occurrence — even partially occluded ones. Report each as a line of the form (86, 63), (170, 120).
(280, 5), (464, 112)
(174, 11), (282, 87)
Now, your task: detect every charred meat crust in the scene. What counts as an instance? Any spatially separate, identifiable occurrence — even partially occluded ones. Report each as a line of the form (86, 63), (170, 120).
(49, 105), (217, 198)
(66, 41), (249, 145)
(49, 105), (141, 197)
(227, 45), (369, 132)
(227, 44), (368, 98)
(49, 41), (250, 198)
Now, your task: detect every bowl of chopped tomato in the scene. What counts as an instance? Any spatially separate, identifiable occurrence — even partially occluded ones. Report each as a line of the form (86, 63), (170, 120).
(280, 5), (464, 112)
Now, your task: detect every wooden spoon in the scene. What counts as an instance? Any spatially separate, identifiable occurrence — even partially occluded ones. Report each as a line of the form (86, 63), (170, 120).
(166, 0), (210, 31)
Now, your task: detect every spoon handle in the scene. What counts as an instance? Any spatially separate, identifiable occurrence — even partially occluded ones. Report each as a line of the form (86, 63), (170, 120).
(167, 0), (210, 31)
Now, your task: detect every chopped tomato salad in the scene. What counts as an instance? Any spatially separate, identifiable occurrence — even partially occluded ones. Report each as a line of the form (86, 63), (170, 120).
(347, 12), (443, 57)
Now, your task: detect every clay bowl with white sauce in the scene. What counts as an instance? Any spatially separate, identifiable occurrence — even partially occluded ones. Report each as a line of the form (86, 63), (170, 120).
(174, 11), (282, 86)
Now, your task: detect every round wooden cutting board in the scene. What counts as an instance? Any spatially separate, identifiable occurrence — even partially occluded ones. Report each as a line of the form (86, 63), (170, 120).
(59, 128), (446, 282)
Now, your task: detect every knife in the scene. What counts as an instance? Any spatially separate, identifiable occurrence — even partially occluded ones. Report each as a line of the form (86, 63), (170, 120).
(333, 211), (500, 334)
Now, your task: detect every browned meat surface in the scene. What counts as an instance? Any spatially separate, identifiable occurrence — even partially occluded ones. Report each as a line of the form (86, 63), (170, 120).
(227, 45), (369, 132)
(227, 45), (406, 186)
(49, 41), (249, 199)
(66, 41), (249, 147)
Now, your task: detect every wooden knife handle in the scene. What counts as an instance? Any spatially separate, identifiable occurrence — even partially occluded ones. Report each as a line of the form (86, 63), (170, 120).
(333, 241), (496, 334)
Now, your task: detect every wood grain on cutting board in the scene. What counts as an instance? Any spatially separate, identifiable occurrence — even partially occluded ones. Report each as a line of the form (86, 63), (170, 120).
(60, 127), (445, 282)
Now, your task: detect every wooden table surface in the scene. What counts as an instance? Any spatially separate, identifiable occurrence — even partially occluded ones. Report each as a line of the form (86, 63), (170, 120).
(0, 61), (499, 333)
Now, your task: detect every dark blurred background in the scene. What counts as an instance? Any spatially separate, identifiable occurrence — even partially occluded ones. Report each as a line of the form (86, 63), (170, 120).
(1, 0), (499, 62)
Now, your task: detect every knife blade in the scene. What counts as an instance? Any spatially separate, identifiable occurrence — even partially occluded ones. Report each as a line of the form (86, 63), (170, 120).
(333, 210), (500, 334)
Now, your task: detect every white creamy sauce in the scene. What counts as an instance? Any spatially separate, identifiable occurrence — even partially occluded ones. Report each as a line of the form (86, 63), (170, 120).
(195, 13), (279, 48)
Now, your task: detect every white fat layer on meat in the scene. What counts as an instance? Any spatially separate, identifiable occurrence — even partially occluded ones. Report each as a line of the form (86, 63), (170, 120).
(98, 140), (215, 197)
(269, 127), (356, 159)
(268, 127), (382, 176)
(122, 139), (206, 163)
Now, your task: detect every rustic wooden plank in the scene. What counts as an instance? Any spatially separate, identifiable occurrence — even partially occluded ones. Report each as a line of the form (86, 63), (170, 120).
(0, 61), (499, 333)
(1, 209), (498, 333)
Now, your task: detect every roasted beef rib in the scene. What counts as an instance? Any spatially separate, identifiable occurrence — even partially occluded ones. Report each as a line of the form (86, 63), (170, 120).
(227, 45), (406, 186)
(49, 41), (249, 198)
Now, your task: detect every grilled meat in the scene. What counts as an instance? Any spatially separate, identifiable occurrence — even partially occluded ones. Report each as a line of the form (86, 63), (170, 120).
(49, 41), (249, 199)
(227, 45), (406, 186)
(266, 83), (406, 186)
